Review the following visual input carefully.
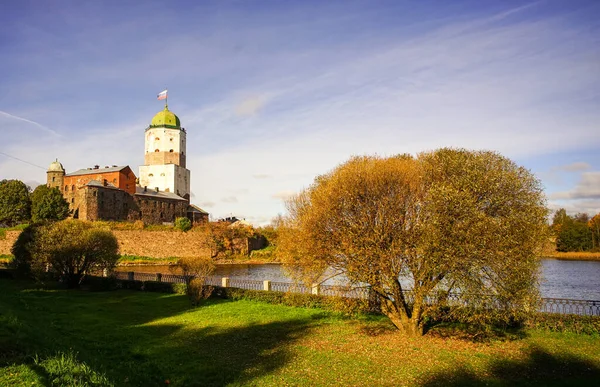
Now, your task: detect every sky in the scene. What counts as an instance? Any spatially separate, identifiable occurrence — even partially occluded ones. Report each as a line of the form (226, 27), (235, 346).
(1, 0), (599, 225)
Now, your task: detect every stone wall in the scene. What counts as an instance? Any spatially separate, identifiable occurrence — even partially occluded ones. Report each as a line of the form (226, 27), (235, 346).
(0, 231), (20, 255)
(0, 229), (210, 258)
(110, 230), (211, 258)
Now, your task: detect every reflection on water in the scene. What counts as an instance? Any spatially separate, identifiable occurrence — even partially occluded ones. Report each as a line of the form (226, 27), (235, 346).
(115, 258), (600, 300)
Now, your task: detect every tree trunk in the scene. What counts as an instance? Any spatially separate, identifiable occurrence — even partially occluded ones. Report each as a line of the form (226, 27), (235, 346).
(381, 299), (424, 336)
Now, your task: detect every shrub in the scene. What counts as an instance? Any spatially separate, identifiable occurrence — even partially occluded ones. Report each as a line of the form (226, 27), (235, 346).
(525, 313), (600, 335)
(188, 278), (214, 305)
(174, 217), (192, 232)
(12, 220), (119, 287)
(9, 223), (42, 278)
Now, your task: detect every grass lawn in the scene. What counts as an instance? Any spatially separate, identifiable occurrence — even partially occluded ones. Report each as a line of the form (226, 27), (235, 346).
(1, 279), (599, 386)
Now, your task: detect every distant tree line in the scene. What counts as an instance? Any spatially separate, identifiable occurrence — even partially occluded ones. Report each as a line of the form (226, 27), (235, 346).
(551, 208), (600, 252)
(0, 179), (69, 226)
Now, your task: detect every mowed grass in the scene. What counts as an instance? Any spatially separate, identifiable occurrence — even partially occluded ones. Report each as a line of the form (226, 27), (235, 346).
(1, 280), (599, 387)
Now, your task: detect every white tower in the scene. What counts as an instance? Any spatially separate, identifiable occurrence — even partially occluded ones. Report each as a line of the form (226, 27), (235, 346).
(139, 104), (191, 199)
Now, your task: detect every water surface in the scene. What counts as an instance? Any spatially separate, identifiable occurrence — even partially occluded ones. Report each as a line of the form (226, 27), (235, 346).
(116, 258), (600, 300)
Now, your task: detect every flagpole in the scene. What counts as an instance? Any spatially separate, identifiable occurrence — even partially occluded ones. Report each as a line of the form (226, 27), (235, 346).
(165, 87), (168, 109)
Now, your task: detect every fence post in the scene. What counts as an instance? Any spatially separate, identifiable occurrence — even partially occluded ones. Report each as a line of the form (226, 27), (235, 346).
(263, 280), (271, 291)
(128, 271), (134, 281)
(222, 277), (230, 288)
(156, 273), (162, 282)
(311, 283), (320, 295)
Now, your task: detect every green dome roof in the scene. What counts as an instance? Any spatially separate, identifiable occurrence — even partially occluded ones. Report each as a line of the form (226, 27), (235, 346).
(149, 106), (180, 129)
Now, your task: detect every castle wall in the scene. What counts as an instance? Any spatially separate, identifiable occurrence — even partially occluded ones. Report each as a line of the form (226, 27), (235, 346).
(63, 167), (136, 195)
(134, 194), (188, 224)
(46, 171), (64, 190)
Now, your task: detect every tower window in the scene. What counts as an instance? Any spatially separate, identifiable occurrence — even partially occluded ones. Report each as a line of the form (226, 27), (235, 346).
(52, 177), (55, 182)
(169, 149), (173, 153)
(71, 185), (75, 191)
(155, 149), (159, 152)
(155, 137), (160, 141)
(149, 173), (154, 177)
(160, 173), (165, 176)
(71, 198), (74, 203)
(169, 138), (173, 141)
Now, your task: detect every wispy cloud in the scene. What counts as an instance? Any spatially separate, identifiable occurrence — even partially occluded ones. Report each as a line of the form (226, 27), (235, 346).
(0, 110), (61, 137)
(221, 196), (238, 203)
(236, 95), (267, 116)
(552, 162), (592, 172)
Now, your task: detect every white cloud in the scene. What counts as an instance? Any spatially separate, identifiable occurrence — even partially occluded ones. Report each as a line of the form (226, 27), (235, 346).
(552, 162), (591, 172)
(550, 172), (600, 200)
(221, 196), (238, 203)
(272, 190), (296, 200)
(235, 95), (267, 116)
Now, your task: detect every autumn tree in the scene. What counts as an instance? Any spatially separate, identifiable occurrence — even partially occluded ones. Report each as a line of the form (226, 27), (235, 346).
(553, 209), (594, 252)
(589, 214), (600, 251)
(279, 149), (548, 336)
(30, 185), (69, 222)
(0, 179), (31, 226)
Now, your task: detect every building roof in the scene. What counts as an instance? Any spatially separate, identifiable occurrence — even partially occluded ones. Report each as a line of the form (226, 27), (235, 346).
(65, 165), (129, 177)
(83, 180), (121, 190)
(134, 186), (187, 201)
(149, 106), (181, 129)
(47, 159), (64, 172)
(188, 204), (209, 214)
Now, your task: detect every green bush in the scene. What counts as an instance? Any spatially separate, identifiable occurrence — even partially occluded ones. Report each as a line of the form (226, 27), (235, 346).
(213, 287), (371, 315)
(187, 278), (214, 305)
(525, 313), (600, 335)
(174, 217), (192, 232)
(11, 220), (119, 287)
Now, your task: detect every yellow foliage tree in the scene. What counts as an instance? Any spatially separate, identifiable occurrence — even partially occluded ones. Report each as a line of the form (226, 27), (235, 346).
(279, 149), (548, 336)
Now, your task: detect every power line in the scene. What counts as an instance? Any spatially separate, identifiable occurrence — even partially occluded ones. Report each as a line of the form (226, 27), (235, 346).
(0, 151), (46, 170)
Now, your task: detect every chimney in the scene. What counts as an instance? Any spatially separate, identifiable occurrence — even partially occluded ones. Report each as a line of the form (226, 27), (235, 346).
(144, 186), (147, 192)
(105, 166), (109, 168)
(155, 187), (159, 192)
(94, 165), (99, 169)
(112, 165), (117, 167)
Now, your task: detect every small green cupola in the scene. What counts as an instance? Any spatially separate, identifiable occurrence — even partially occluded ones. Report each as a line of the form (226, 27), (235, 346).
(149, 106), (181, 129)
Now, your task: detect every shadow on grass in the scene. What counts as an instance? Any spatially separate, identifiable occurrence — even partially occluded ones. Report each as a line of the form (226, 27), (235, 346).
(421, 345), (600, 387)
(0, 279), (325, 386)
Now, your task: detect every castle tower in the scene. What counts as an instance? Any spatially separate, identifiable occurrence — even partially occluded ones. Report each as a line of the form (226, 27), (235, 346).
(138, 105), (191, 199)
(46, 159), (65, 189)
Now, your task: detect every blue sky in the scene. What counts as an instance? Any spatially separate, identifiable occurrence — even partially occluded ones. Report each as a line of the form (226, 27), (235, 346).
(1, 0), (599, 224)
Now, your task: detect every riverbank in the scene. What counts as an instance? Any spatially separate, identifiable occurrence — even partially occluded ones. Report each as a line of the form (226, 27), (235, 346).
(117, 254), (278, 266)
(544, 252), (600, 261)
(1, 278), (599, 386)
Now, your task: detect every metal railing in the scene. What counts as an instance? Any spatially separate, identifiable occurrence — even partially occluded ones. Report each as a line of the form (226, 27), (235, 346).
(108, 271), (600, 316)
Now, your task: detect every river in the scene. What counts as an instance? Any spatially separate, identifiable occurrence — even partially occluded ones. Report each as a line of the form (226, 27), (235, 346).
(115, 258), (600, 301)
